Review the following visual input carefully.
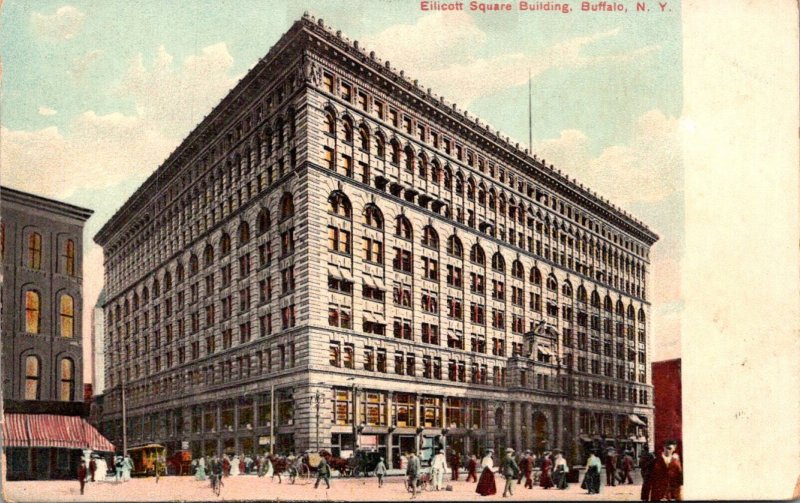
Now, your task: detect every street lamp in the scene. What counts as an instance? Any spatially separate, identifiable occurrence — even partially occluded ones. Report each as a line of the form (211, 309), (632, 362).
(346, 377), (358, 452)
(312, 389), (325, 452)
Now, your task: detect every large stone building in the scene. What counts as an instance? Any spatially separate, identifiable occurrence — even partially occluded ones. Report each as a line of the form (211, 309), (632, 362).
(1, 186), (111, 480)
(94, 14), (658, 467)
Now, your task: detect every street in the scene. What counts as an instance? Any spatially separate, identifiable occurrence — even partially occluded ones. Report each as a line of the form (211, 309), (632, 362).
(5, 472), (646, 501)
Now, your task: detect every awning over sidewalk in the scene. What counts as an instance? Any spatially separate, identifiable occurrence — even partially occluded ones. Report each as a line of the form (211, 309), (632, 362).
(628, 414), (648, 426)
(2, 413), (114, 451)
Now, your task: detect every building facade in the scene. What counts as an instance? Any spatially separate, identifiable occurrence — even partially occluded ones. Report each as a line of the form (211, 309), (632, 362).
(0, 186), (111, 480)
(94, 14), (658, 467)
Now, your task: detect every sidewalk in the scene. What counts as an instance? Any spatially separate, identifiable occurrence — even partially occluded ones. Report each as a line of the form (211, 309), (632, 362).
(4, 473), (645, 502)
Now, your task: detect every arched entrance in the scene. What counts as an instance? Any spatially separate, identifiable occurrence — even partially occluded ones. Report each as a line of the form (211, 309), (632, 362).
(532, 412), (549, 454)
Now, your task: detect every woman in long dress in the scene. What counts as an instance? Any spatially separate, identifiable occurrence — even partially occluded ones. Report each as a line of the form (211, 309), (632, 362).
(230, 455), (241, 476)
(475, 450), (497, 496)
(265, 456), (274, 478)
(95, 456), (108, 481)
(540, 452), (554, 488)
(195, 458), (207, 481)
(582, 451), (602, 494)
(553, 451), (569, 489)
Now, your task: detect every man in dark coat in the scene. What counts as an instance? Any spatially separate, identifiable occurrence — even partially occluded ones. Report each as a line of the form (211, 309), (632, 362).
(314, 457), (331, 489)
(78, 460), (88, 495)
(466, 454), (478, 482)
(520, 451), (534, 489)
(605, 449), (618, 486)
(89, 457), (97, 482)
(621, 451), (635, 484)
(449, 450), (460, 480)
(639, 445), (656, 500)
(646, 440), (682, 501)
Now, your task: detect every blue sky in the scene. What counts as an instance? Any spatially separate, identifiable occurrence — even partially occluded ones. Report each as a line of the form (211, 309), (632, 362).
(0, 0), (683, 378)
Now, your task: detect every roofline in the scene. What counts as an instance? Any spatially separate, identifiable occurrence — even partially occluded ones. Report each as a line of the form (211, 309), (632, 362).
(1, 185), (94, 222)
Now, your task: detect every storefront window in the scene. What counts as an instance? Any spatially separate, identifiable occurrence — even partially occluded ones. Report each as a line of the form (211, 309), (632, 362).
(239, 397), (253, 429)
(393, 393), (415, 427)
(361, 391), (387, 426)
(204, 407), (216, 433)
(446, 398), (466, 428)
(257, 394), (272, 426)
(421, 397), (441, 427)
(278, 391), (294, 425)
(332, 388), (352, 425)
(469, 400), (485, 429)
(221, 401), (235, 431)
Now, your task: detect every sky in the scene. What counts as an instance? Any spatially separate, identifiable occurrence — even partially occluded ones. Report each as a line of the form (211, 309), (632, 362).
(0, 0), (683, 385)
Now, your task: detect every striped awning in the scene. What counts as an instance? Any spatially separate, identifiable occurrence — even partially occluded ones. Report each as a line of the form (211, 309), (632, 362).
(3, 414), (114, 452)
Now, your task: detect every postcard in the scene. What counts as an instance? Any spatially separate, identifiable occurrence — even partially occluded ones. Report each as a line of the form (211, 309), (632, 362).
(1, 1), (797, 501)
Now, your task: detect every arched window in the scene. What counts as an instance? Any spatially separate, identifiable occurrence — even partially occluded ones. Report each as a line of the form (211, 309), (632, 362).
(60, 294), (74, 338)
(491, 252), (505, 272)
(220, 234), (231, 256)
(577, 285), (588, 303)
(422, 226), (439, 248)
(512, 260), (524, 279)
(604, 295), (613, 312)
(478, 186), (486, 206)
(328, 192), (352, 218)
(466, 179), (476, 200)
(132, 292), (140, 311)
(190, 254), (199, 275)
(280, 193), (295, 219)
(359, 125), (369, 151)
(153, 278), (161, 298)
(60, 358), (75, 401)
(404, 146), (415, 172)
(375, 134), (386, 158)
(342, 117), (354, 143)
(324, 109), (336, 135)
(123, 299), (130, 316)
(495, 407), (504, 430)
(390, 140), (401, 165)
(238, 222), (251, 245)
(395, 215), (413, 240)
(627, 304), (635, 320)
(470, 244), (485, 265)
(204, 244), (214, 267)
(28, 232), (42, 270)
(488, 190), (497, 211)
(455, 173), (464, 196)
(24, 290), (41, 334)
(176, 263), (185, 283)
(164, 271), (173, 291)
(364, 205), (384, 229)
(562, 281), (573, 297)
(418, 154), (428, 178)
(616, 300), (624, 316)
(443, 167), (452, 190)
(638, 308), (646, 323)
(447, 235), (463, 258)
(431, 160), (441, 185)
(591, 291), (601, 308)
(547, 275), (558, 291)
(142, 287), (149, 303)
(24, 355), (40, 400)
(257, 209), (271, 235)
(530, 267), (542, 285)
(63, 239), (76, 276)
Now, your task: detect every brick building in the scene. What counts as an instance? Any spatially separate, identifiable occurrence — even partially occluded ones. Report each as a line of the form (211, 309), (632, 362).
(1, 186), (111, 480)
(652, 358), (682, 457)
(94, 14), (658, 467)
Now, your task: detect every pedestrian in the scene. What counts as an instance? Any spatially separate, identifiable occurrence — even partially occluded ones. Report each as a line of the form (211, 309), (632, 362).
(539, 450), (554, 489)
(238, 455), (246, 475)
(605, 448), (618, 486)
(582, 450), (602, 495)
(466, 454), (478, 482)
(78, 459), (88, 495)
(621, 451), (635, 484)
(431, 449), (446, 490)
(314, 456), (331, 489)
(195, 457), (207, 481)
(553, 449), (569, 490)
(639, 445), (656, 500)
(501, 448), (520, 498)
(645, 440), (682, 501)
(519, 450), (533, 489)
(89, 457), (97, 482)
(449, 449), (460, 481)
(114, 456), (123, 482)
(122, 455), (133, 481)
(95, 455), (108, 482)
(406, 452), (421, 499)
(374, 457), (387, 487)
(475, 449), (497, 496)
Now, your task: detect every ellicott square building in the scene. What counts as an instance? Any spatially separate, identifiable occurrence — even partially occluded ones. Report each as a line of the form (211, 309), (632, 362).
(94, 14), (657, 467)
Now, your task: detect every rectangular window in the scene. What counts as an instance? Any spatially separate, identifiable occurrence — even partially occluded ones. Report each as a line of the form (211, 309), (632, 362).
(392, 248), (412, 273)
(362, 237), (383, 263)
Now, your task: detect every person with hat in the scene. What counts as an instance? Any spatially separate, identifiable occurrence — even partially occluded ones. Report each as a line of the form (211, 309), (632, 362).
(314, 456), (331, 489)
(500, 448), (520, 497)
(639, 444), (656, 500)
(553, 449), (569, 489)
(466, 454), (478, 482)
(89, 456), (97, 483)
(374, 456), (387, 487)
(621, 451), (635, 485)
(539, 450), (554, 489)
(582, 450), (602, 494)
(519, 450), (534, 489)
(449, 449), (461, 481)
(78, 457), (88, 495)
(605, 447), (618, 486)
(406, 451), (421, 498)
(475, 449), (497, 496)
(644, 439), (682, 501)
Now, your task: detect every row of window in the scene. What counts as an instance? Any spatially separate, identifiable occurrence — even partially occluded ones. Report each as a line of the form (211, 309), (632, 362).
(21, 291), (76, 337)
(22, 355), (76, 401)
(1, 227), (77, 275)
(319, 76), (649, 260)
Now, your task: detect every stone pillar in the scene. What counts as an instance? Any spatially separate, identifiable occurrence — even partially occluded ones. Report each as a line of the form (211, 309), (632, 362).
(441, 397), (448, 429)
(215, 401), (222, 456)
(512, 402), (522, 452)
(556, 405), (564, 450)
(523, 402), (532, 451)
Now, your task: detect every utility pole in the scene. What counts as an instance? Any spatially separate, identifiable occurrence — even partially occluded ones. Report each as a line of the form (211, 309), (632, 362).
(315, 390), (321, 452)
(269, 383), (275, 456)
(121, 367), (128, 457)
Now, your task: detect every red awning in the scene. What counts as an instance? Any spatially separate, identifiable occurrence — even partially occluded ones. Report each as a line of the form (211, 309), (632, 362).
(3, 414), (114, 452)
(3, 413), (30, 447)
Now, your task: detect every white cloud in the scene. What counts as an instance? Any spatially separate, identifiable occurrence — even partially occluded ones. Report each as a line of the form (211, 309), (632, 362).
(38, 106), (57, 116)
(31, 5), (85, 40)
(536, 109), (681, 206)
(69, 49), (103, 81)
(116, 43), (241, 137)
(365, 13), (658, 107)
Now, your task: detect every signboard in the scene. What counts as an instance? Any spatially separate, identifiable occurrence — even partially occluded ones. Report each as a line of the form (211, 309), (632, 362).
(258, 436), (272, 445)
(181, 441), (189, 450)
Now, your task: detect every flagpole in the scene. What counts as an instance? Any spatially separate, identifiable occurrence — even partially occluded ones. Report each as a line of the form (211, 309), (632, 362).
(528, 68), (532, 153)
